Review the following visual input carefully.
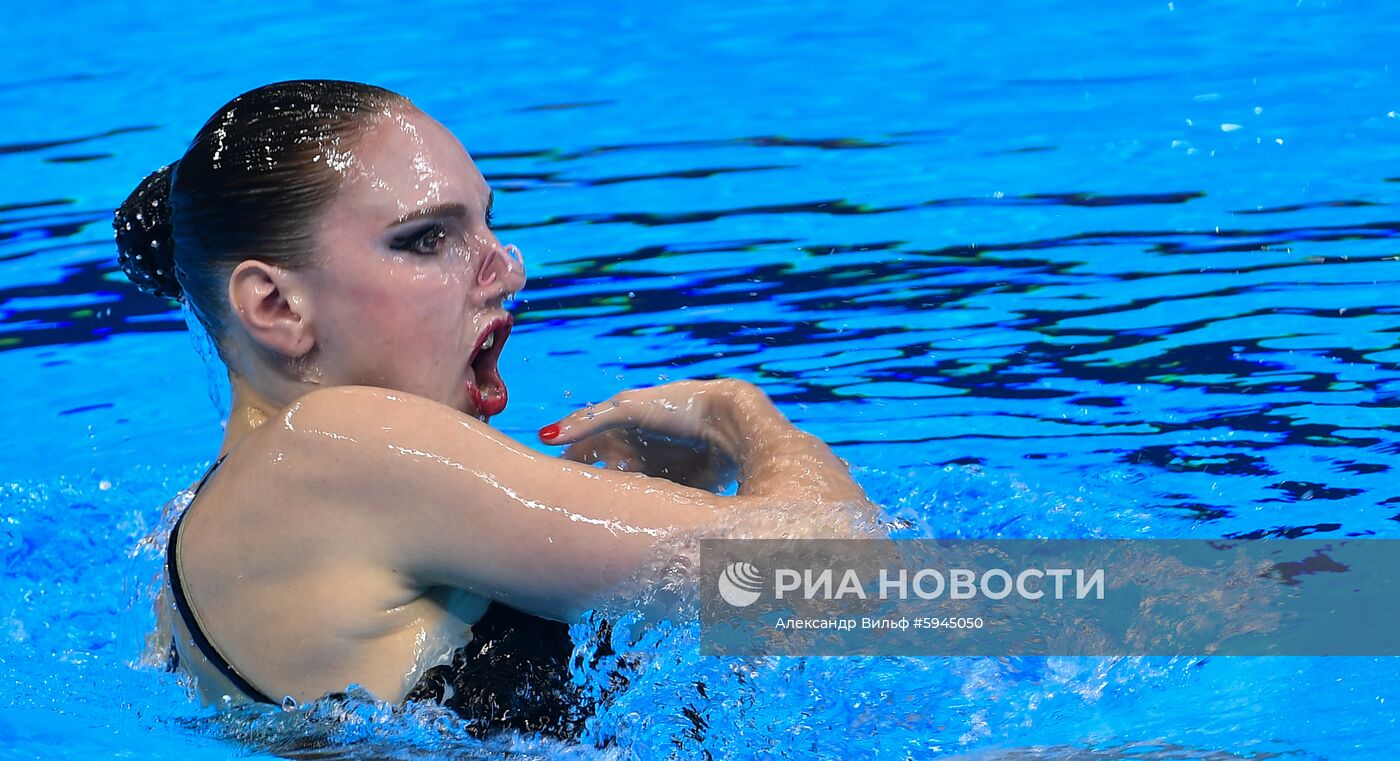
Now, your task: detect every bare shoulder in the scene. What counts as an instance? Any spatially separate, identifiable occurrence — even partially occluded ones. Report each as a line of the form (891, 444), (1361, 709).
(248, 385), (745, 620)
(271, 385), (505, 455)
(279, 384), (463, 434)
(233, 385), (523, 569)
(257, 385), (511, 507)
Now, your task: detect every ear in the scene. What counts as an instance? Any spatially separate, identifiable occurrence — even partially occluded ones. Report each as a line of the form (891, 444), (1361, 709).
(227, 260), (314, 358)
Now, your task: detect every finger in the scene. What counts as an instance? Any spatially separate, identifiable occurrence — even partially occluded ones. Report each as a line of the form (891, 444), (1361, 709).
(539, 385), (702, 445)
(560, 440), (600, 464)
(560, 430), (631, 465)
(564, 442), (641, 473)
(538, 402), (636, 445)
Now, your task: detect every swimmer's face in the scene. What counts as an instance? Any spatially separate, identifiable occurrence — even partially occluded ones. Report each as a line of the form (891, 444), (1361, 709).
(302, 105), (525, 420)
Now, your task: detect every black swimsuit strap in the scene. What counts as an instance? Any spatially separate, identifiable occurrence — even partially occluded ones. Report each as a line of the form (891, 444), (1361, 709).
(167, 454), (276, 704)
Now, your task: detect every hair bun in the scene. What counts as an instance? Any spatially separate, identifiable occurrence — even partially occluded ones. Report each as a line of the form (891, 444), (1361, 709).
(114, 162), (181, 300)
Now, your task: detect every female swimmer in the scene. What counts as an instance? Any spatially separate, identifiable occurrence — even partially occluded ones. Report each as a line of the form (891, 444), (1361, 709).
(116, 79), (874, 738)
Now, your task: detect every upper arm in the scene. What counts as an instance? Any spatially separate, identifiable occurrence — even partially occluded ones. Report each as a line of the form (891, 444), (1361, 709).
(278, 386), (748, 622)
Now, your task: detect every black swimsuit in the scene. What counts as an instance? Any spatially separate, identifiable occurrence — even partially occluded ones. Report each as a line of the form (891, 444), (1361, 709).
(166, 455), (591, 740)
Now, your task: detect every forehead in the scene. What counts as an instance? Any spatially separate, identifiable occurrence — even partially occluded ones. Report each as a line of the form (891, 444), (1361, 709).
(321, 106), (488, 227)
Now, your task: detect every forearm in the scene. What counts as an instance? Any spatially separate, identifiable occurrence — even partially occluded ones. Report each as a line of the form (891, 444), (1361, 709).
(710, 383), (869, 506)
(740, 428), (868, 505)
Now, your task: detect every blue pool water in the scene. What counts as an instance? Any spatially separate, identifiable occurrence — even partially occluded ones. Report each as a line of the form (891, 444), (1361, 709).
(2, 0), (1399, 757)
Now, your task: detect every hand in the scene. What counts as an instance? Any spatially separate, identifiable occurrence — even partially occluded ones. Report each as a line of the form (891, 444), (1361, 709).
(559, 427), (738, 492)
(537, 380), (776, 491)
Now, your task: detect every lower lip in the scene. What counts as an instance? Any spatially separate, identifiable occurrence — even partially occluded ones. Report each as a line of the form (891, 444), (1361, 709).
(468, 381), (508, 418)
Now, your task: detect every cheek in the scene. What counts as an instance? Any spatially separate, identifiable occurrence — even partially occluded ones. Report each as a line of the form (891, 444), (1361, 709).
(313, 254), (470, 382)
(345, 268), (464, 354)
(336, 279), (404, 341)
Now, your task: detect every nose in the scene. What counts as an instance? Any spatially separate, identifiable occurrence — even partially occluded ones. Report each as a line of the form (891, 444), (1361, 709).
(472, 242), (527, 304)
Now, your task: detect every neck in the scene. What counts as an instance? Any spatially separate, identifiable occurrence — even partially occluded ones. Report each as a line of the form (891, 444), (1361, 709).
(219, 373), (285, 457)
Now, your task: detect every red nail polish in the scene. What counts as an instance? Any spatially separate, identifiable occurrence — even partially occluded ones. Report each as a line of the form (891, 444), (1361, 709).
(538, 424), (560, 441)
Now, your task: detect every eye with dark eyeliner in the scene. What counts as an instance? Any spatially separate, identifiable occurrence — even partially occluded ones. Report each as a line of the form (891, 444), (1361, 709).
(390, 222), (449, 256)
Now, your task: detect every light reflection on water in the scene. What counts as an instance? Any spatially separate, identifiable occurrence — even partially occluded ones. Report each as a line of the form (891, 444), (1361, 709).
(1, 0), (1398, 757)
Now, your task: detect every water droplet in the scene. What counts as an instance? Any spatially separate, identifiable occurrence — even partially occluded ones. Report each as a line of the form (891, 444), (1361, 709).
(563, 390), (572, 398)
(150, 240), (159, 249)
(135, 213), (143, 221)
(281, 695), (298, 711)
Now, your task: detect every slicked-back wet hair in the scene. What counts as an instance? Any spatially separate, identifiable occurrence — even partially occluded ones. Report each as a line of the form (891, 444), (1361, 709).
(114, 79), (406, 347)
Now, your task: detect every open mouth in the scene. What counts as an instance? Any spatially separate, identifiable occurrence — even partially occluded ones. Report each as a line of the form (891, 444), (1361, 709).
(466, 316), (512, 421)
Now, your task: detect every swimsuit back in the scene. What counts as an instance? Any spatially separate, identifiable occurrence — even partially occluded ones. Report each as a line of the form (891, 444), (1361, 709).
(164, 453), (592, 739)
(166, 454), (276, 703)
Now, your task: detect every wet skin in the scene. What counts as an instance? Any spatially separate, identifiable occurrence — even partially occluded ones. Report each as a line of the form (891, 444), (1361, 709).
(159, 104), (876, 706)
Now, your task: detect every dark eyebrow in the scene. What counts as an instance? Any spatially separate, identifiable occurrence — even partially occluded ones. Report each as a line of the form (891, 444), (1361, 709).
(387, 193), (494, 229)
(388, 202), (469, 228)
